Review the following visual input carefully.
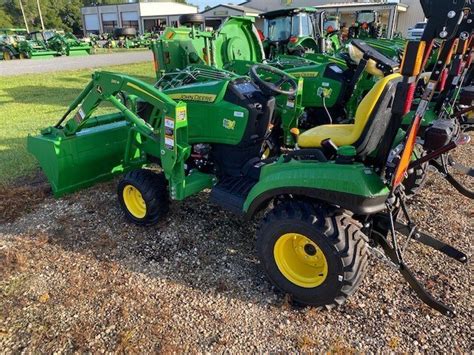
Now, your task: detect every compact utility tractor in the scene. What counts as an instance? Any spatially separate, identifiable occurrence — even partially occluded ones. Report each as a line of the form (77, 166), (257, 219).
(150, 13), (470, 201)
(260, 7), (322, 58)
(16, 30), (64, 59)
(348, 11), (383, 40)
(14, 30), (91, 59)
(260, 7), (346, 58)
(28, 0), (471, 316)
(0, 28), (28, 60)
(151, 15), (397, 135)
(347, 10), (407, 62)
(62, 33), (92, 56)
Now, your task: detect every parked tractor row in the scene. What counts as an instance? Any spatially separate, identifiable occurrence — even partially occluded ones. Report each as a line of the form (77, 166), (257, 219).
(85, 28), (160, 50)
(0, 28), (91, 60)
(28, 0), (473, 316)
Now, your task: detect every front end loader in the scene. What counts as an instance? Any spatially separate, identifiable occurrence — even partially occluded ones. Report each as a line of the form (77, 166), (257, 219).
(63, 33), (92, 56)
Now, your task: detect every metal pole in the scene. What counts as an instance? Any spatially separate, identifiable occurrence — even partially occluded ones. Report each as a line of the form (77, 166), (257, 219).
(18, 0), (29, 33)
(37, 0), (45, 31)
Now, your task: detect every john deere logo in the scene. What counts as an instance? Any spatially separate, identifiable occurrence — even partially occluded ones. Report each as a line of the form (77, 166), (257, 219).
(290, 72), (319, 78)
(223, 119), (236, 130)
(169, 93), (216, 102)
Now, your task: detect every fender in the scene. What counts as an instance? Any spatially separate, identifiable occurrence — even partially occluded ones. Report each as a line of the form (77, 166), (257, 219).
(243, 158), (390, 218)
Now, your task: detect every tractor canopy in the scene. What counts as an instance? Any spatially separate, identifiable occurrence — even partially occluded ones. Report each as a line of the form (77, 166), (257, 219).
(259, 7), (323, 58)
(261, 7), (319, 42)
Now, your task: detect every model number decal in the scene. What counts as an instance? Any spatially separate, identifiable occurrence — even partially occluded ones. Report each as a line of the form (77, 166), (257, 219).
(223, 119), (236, 130)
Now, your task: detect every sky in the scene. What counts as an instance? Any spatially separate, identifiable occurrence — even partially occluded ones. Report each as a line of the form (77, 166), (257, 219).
(189, 0), (232, 10)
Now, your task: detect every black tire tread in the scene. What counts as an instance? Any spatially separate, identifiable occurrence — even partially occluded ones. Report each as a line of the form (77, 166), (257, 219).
(118, 168), (169, 226)
(257, 200), (368, 309)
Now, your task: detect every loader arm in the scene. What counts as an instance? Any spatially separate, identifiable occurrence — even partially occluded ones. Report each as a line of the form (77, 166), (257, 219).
(28, 71), (190, 198)
(57, 71), (177, 136)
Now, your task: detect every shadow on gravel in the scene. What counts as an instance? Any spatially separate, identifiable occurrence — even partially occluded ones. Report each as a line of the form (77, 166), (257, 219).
(34, 182), (281, 306)
(0, 170), (50, 224)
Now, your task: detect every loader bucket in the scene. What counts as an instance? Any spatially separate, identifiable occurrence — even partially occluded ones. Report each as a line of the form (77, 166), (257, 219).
(27, 114), (141, 197)
(67, 45), (91, 56)
(30, 50), (58, 59)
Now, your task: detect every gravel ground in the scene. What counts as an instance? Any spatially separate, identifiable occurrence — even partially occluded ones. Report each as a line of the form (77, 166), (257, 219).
(0, 51), (152, 77)
(0, 138), (472, 352)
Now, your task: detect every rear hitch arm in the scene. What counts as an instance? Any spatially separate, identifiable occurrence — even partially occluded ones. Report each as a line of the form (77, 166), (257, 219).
(370, 195), (468, 317)
(371, 227), (456, 318)
(394, 221), (468, 263)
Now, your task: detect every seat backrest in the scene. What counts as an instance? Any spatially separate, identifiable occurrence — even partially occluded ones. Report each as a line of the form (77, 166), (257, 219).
(352, 73), (402, 158)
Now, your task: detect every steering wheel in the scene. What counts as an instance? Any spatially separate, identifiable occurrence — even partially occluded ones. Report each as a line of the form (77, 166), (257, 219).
(249, 64), (297, 96)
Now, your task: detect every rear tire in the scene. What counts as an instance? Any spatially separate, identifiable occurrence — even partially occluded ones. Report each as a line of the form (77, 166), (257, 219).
(179, 14), (205, 26)
(257, 200), (368, 308)
(404, 145), (428, 197)
(117, 169), (169, 226)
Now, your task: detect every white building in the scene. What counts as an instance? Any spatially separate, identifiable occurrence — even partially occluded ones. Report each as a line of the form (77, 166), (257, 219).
(230, 0), (425, 37)
(81, 1), (198, 35)
(200, 4), (263, 29)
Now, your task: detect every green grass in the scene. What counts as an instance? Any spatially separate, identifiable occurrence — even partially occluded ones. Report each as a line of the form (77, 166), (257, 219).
(0, 62), (155, 184)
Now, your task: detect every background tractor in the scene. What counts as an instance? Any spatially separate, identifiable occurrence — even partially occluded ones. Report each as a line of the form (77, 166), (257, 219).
(260, 7), (322, 58)
(0, 28), (28, 60)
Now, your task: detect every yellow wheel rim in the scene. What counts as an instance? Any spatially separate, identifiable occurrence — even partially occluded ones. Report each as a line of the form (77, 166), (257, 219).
(274, 233), (328, 288)
(262, 147), (271, 159)
(122, 185), (146, 219)
(3, 52), (11, 60)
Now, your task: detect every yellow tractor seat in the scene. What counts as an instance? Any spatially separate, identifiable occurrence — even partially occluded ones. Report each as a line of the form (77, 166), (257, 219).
(298, 73), (402, 156)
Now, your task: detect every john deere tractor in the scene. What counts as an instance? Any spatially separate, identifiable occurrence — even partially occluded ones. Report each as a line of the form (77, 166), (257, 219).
(151, 14), (399, 149)
(260, 7), (322, 58)
(28, 0), (471, 316)
(17, 30), (64, 59)
(0, 28), (28, 60)
(349, 11), (382, 40)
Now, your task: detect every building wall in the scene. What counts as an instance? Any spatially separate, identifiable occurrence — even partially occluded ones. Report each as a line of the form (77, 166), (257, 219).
(81, 2), (197, 35)
(139, 2), (197, 17)
(200, 6), (245, 18)
(396, 0), (425, 36)
(242, 0), (336, 12)
(243, 0), (424, 35)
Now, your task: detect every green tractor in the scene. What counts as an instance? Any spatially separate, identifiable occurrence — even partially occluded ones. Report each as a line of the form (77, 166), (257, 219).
(0, 28), (28, 60)
(62, 32), (92, 56)
(260, 7), (344, 58)
(16, 30), (91, 59)
(151, 15), (399, 148)
(27, 0), (471, 316)
(17, 30), (64, 59)
(260, 7), (322, 58)
(348, 10), (404, 62)
(348, 10), (383, 40)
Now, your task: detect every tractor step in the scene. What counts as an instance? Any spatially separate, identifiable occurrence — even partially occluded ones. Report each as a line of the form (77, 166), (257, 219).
(210, 176), (258, 215)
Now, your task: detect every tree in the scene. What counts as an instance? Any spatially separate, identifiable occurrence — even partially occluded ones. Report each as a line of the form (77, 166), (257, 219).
(0, 6), (14, 27)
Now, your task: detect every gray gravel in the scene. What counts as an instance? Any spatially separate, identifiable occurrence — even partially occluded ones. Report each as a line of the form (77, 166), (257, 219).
(0, 138), (472, 352)
(0, 51), (152, 77)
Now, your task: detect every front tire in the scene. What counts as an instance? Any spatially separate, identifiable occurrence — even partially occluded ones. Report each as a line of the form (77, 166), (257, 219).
(257, 200), (368, 308)
(2, 50), (12, 60)
(117, 169), (169, 226)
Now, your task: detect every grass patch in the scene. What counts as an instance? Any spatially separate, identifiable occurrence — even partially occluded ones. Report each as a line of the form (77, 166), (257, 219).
(0, 61), (155, 185)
